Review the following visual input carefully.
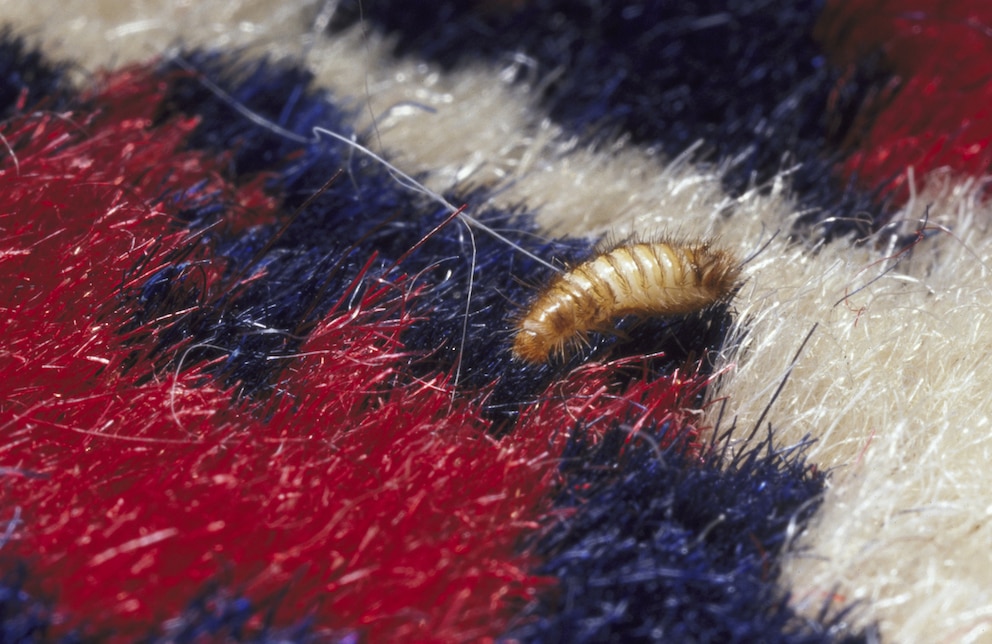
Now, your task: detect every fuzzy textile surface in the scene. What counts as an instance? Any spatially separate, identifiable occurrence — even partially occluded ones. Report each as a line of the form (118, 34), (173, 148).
(2, 1), (992, 642)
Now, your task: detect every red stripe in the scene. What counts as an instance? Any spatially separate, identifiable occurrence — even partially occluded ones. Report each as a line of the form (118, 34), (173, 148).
(819, 1), (992, 199)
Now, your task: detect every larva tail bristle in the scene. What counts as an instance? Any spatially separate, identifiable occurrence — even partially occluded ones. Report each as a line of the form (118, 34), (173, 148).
(512, 329), (551, 363)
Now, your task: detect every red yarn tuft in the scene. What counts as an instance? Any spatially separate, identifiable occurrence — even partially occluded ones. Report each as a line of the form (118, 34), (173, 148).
(515, 357), (708, 458)
(818, 1), (992, 200)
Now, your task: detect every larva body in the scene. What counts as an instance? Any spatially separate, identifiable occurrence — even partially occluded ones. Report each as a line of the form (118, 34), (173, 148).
(512, 241), (740, 363)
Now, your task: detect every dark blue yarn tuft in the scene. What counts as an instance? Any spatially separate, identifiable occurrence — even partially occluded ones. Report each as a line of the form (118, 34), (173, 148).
(0, 27), (72, 118)
(507, 422), (876, 642)
(0, 567), (78, 644)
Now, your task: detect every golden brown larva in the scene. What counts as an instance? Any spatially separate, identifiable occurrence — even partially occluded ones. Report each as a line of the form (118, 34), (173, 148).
(512, 241), (740, 363)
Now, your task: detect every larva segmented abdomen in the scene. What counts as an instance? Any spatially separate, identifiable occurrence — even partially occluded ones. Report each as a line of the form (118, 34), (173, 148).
(512, 241), (739, 363)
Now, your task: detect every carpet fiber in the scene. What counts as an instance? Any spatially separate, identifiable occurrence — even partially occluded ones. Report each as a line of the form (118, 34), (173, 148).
(2, 1), (991, 641)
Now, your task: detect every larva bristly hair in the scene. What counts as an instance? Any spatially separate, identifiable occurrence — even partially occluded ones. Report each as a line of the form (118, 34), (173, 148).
(512, 240), (741, 364)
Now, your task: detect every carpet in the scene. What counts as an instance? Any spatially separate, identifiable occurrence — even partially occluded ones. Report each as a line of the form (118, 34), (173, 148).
(1, 1), (990, 641)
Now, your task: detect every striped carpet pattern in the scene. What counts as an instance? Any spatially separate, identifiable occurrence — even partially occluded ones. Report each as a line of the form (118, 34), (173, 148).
(2, 1), (991, 641)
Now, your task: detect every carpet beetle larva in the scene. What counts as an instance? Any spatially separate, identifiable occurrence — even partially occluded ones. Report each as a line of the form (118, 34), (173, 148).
(512, 241), (740, 363)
